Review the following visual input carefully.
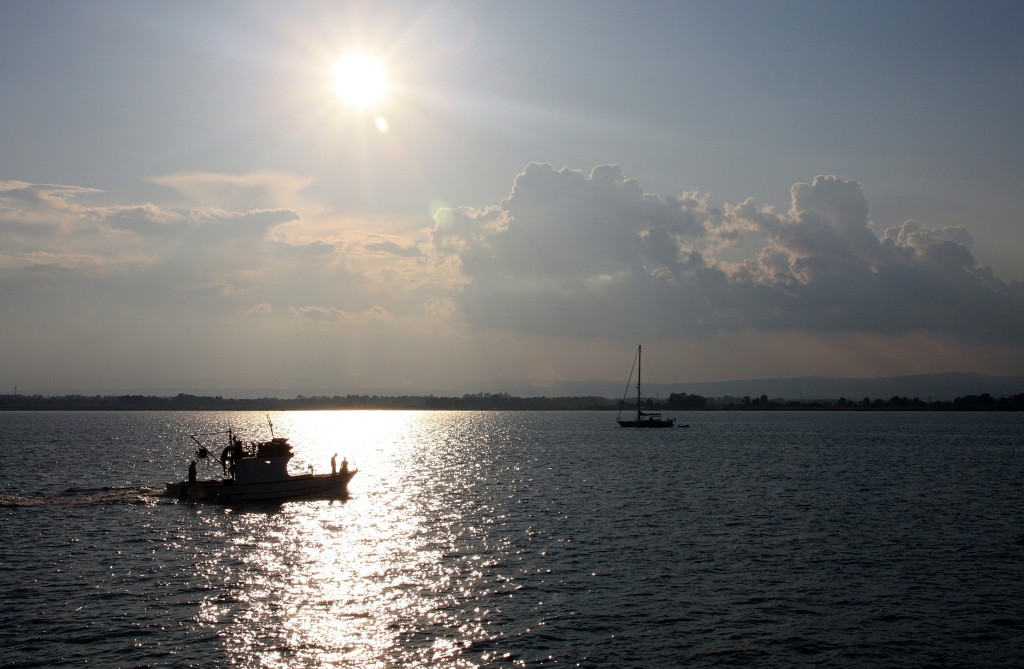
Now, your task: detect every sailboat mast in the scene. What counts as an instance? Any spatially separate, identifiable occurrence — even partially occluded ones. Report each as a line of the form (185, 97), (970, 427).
(636, 345), (642, 420)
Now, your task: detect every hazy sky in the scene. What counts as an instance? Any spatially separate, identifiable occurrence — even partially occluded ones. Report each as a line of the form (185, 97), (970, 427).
(3, 0), (1023, 396)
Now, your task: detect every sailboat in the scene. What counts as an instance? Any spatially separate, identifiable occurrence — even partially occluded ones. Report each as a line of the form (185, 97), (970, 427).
(616, 345), (675, 428)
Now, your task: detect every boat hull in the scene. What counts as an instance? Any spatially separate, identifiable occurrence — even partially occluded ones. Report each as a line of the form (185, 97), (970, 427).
(617, 419), (675, 428)
(164, 471), (356, 503)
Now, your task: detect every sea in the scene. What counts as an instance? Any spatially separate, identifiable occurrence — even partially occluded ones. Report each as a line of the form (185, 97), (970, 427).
(1, 410), (1022, 668)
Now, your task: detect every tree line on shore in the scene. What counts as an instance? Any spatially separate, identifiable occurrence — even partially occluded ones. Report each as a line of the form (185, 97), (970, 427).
(1, 390), (1022, 411)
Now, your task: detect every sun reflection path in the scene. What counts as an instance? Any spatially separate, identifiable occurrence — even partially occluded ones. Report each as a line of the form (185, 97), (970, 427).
(190, 411), (533, 668)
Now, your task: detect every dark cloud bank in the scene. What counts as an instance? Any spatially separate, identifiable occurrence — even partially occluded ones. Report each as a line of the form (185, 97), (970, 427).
(433, 164), (1024, 343)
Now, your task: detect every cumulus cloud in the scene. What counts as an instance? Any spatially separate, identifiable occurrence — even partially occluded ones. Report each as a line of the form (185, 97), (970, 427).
(434, 163), (708, 284)
(4, 167), (1022, 393)
(432, 165), (1024, 342)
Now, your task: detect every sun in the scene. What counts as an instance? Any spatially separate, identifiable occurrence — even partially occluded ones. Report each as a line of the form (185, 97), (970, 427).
(330, 49), (390, 110)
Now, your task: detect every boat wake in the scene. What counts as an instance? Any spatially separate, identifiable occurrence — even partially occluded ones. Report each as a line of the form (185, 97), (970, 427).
(0, 486), (164, 507)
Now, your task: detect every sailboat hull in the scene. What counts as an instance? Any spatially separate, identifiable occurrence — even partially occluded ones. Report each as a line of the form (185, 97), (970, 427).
(617, 418), (675, 428)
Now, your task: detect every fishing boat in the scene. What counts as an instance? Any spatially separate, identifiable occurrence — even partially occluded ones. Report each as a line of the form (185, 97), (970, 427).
(617, 345), (675, 428)
(165, 426), (356, 503)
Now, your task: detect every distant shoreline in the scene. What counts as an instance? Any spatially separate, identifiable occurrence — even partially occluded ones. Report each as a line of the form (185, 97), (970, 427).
(1, 391), (1021, 412)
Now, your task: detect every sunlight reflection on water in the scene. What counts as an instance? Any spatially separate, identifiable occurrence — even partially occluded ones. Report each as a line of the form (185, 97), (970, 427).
(190, 411), (516, 668)
(5, 410), (1023, 668)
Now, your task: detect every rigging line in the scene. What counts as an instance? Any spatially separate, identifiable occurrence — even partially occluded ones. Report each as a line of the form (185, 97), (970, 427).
(617, 346), (640, 418)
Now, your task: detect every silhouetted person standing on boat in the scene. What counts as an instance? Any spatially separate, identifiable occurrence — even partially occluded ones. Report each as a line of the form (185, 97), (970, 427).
(188, 460), (198, 483)
(331, 453), (338, 474)
(340, 458), (348, 475)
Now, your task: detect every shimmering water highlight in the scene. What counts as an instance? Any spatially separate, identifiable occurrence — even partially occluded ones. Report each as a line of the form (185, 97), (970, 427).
(2, 410), (1022, 667)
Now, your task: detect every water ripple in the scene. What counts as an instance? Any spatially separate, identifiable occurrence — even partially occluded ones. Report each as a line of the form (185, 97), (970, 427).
(1, 410), (1023, 667)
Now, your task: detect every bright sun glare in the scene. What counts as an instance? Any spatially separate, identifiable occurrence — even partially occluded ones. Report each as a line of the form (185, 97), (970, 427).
(330, 49), (390, 110)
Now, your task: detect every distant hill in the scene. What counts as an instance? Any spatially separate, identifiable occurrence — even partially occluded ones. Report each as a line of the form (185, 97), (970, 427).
(676, 373), (1024, 402)
(3, 372), (1023, 411)
(486, 372), (1024, 402)
(7, 372), (1022, 404)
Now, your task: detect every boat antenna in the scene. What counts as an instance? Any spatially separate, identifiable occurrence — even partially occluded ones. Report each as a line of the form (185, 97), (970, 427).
(266, 413), (275, 438)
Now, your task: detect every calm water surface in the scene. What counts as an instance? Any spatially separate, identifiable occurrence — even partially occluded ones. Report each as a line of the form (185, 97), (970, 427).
(1, 410), (1022, 667)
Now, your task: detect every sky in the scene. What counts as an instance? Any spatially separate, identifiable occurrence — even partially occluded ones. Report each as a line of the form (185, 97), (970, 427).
(2, 0), (1023, 397)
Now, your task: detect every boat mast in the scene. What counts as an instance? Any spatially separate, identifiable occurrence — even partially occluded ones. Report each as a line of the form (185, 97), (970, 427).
(636, 345), (642, 420)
